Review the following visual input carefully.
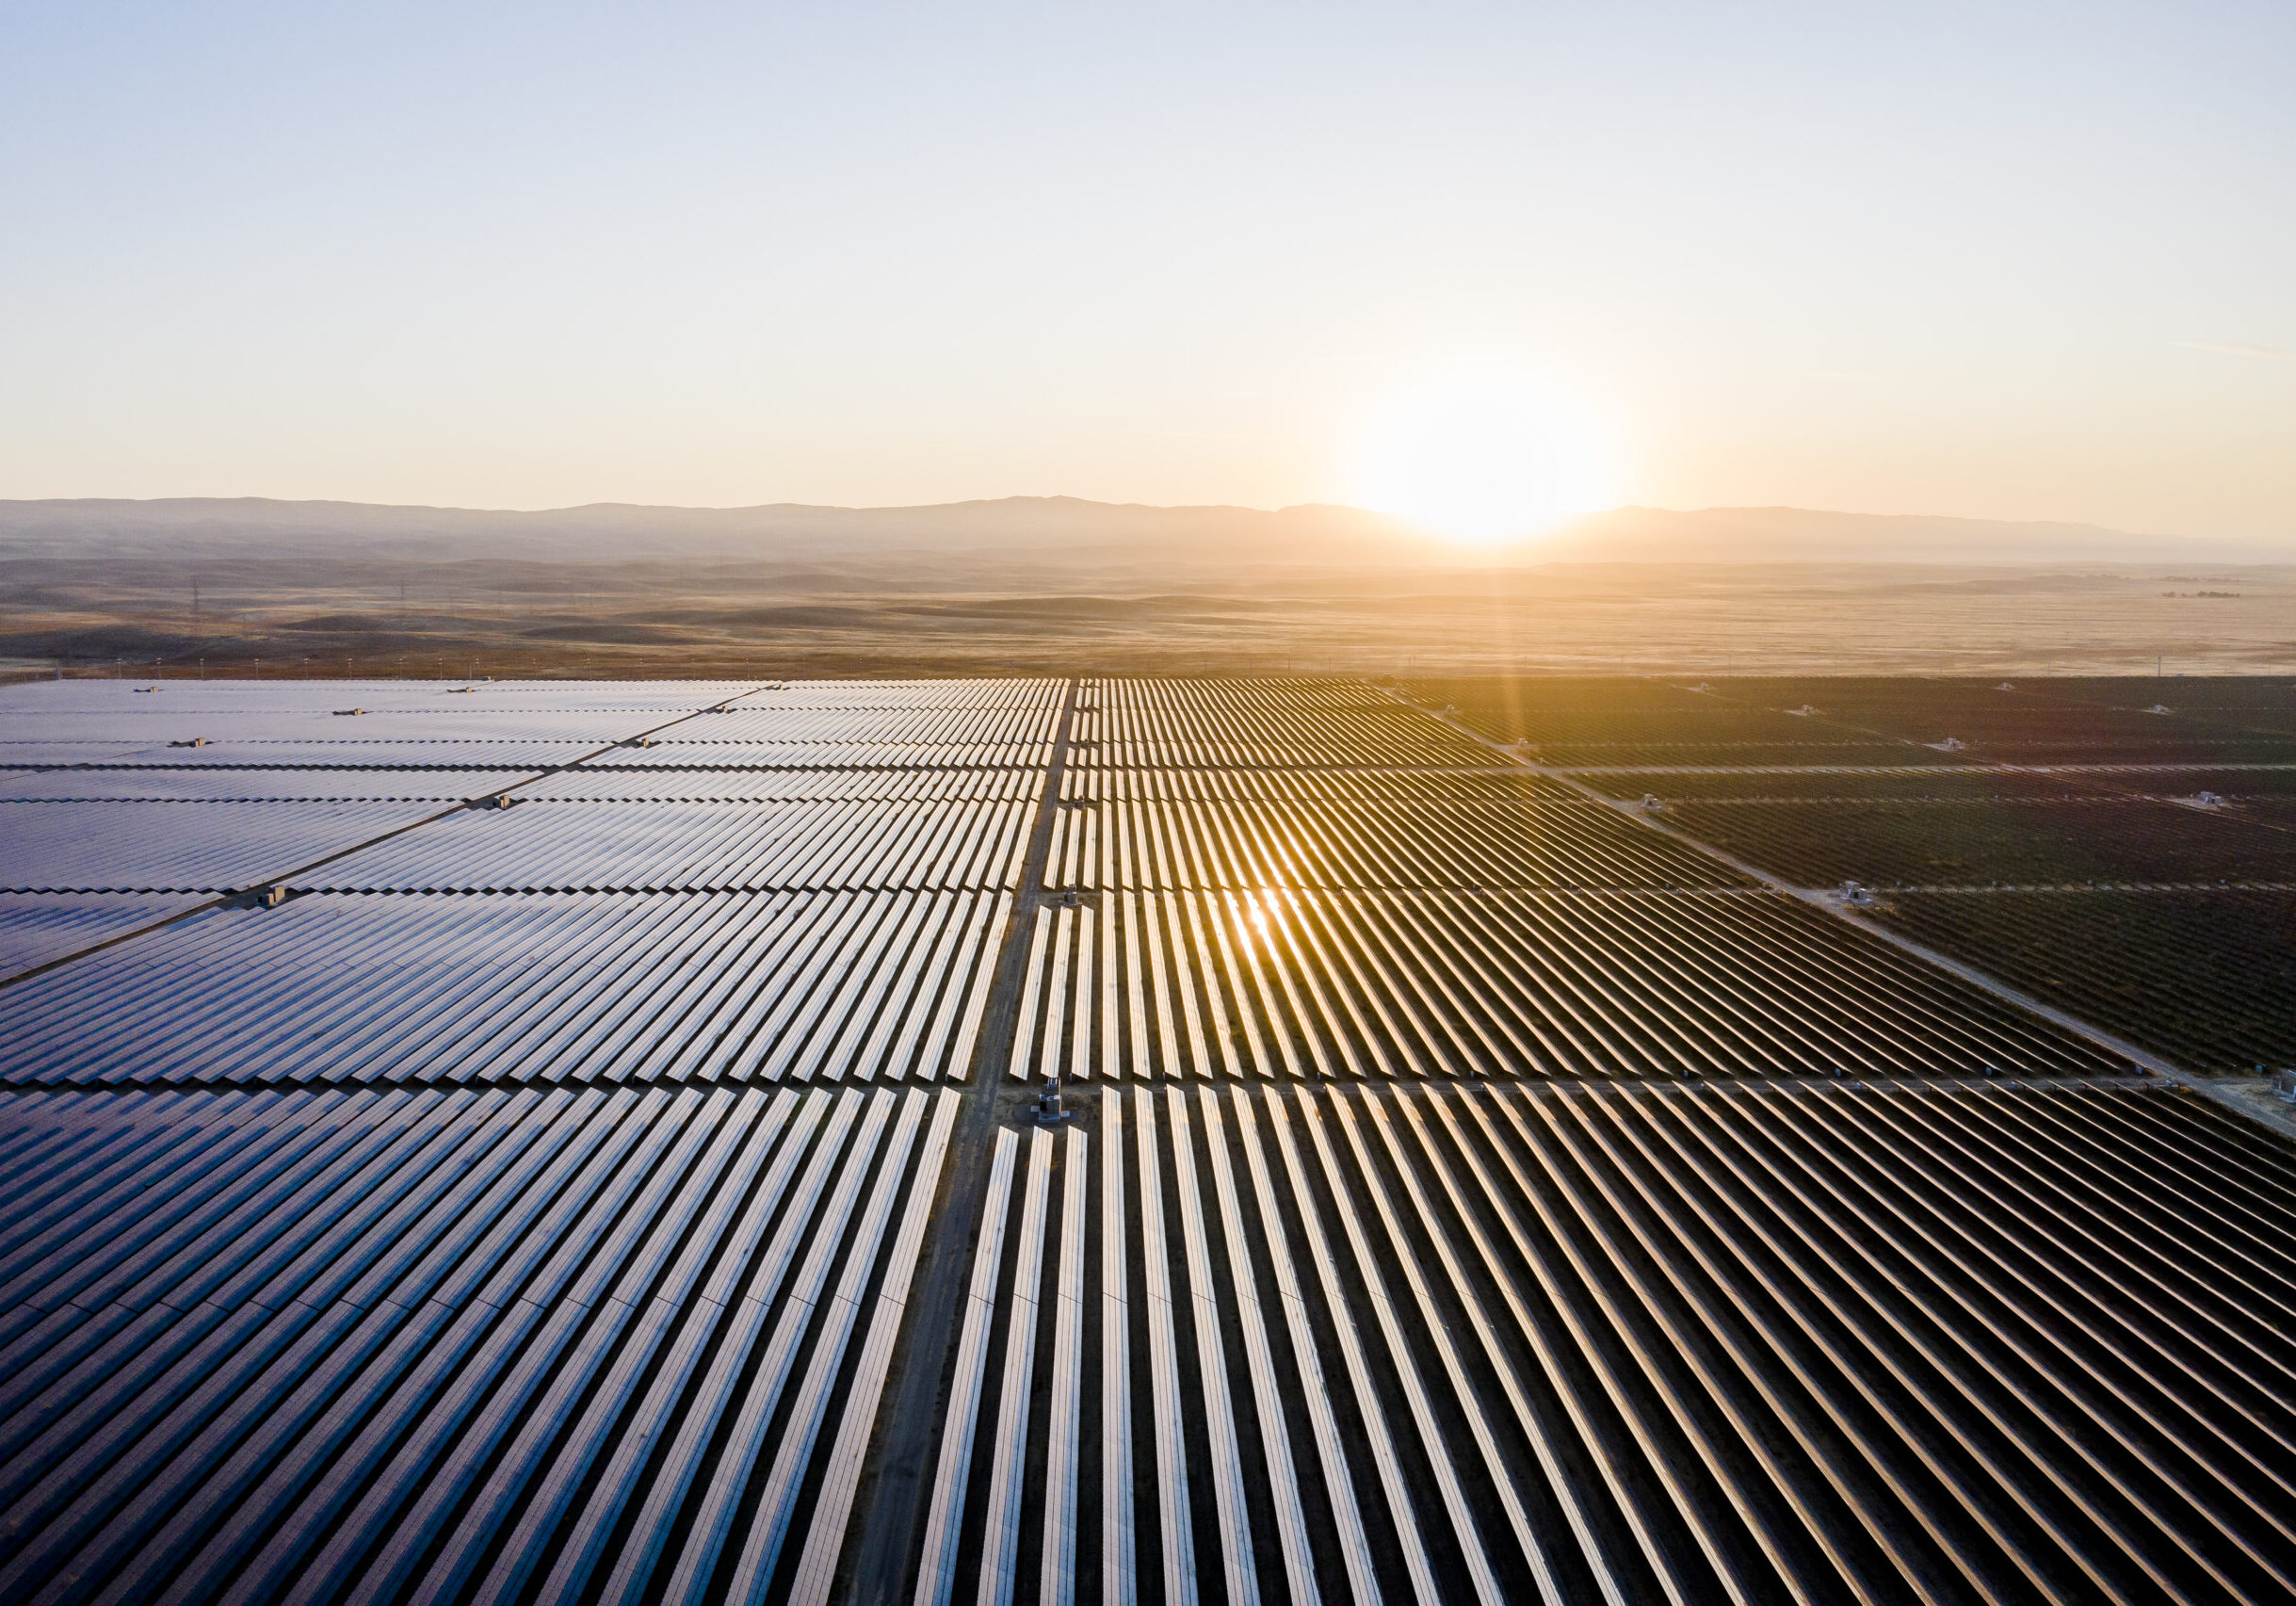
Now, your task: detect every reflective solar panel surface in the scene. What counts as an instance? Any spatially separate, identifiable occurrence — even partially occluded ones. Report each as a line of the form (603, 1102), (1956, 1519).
(0, 673), (2287, 1606)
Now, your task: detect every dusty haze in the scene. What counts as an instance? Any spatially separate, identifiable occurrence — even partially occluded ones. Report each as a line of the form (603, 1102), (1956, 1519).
(5, 497), (2290, 679)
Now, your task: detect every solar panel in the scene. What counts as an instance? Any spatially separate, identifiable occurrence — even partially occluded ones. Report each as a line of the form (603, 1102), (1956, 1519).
(0, 675), (2284, 1606)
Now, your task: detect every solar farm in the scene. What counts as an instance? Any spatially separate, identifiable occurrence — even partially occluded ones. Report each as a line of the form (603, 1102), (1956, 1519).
(2, 673), (2293, 1606)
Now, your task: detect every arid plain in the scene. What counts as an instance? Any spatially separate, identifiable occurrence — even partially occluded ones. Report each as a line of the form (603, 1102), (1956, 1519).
(9, 550), (2296, 682)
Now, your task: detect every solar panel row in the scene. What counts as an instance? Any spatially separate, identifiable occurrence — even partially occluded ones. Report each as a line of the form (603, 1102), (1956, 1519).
(0, 679), (1059, 1051)
(288, 799), (1033, 894)
(1003, 889), (2125, 1084)
(1005, 676), (2125, 1086)
(585, 742), (1055, 771)
(0, 767), (1046, 803)
(0, 890), (1008, 1087)
(1059, 765), (1586, 801)
(1, 802), (449, 892)
(4, 672), (2286, 1606)
(0, 741), (597, 771)
(0, 1083), (955, 1606)
(1040, 798), (1744, 890)
(645, 706), (1058, 744)
(0, 895), (197, 981)
(920, 1080), (2296, 1606)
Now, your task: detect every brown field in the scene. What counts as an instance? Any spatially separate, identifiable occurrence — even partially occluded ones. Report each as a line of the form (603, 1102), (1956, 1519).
(8, 553), (2296, 682)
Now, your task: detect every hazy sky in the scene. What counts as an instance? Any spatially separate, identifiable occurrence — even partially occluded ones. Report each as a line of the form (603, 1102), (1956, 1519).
(3, 1), (2290, 539)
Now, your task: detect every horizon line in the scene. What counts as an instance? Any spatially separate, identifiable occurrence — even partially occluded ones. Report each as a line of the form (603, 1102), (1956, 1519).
(0, 492), (2166, 537)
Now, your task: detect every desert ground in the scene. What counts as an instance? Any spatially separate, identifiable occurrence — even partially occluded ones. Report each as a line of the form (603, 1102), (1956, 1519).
(7, 551), (2296, 682)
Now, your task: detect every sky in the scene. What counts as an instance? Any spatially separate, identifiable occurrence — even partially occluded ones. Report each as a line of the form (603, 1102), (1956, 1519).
(2, 1), (2290, 541)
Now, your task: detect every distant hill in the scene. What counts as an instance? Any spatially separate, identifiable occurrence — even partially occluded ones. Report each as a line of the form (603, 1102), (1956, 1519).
(0, 495), (2277, 568)
(0, 496), (1422, 565)
(1533, 506), (2245, 564)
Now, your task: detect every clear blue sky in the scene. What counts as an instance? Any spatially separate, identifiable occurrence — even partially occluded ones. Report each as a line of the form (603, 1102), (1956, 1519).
(2, 1), (2289, 540)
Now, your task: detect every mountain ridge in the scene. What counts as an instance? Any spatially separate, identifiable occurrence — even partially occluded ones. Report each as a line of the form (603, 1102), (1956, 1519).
(0, 494), (2276, 565)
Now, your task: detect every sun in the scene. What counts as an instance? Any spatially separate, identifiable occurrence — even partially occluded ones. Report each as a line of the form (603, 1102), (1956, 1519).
(1355, 367), (1618, 546)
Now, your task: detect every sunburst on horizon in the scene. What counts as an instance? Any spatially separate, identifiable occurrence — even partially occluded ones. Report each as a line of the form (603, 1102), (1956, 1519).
(1354, 365), (1619, 546)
